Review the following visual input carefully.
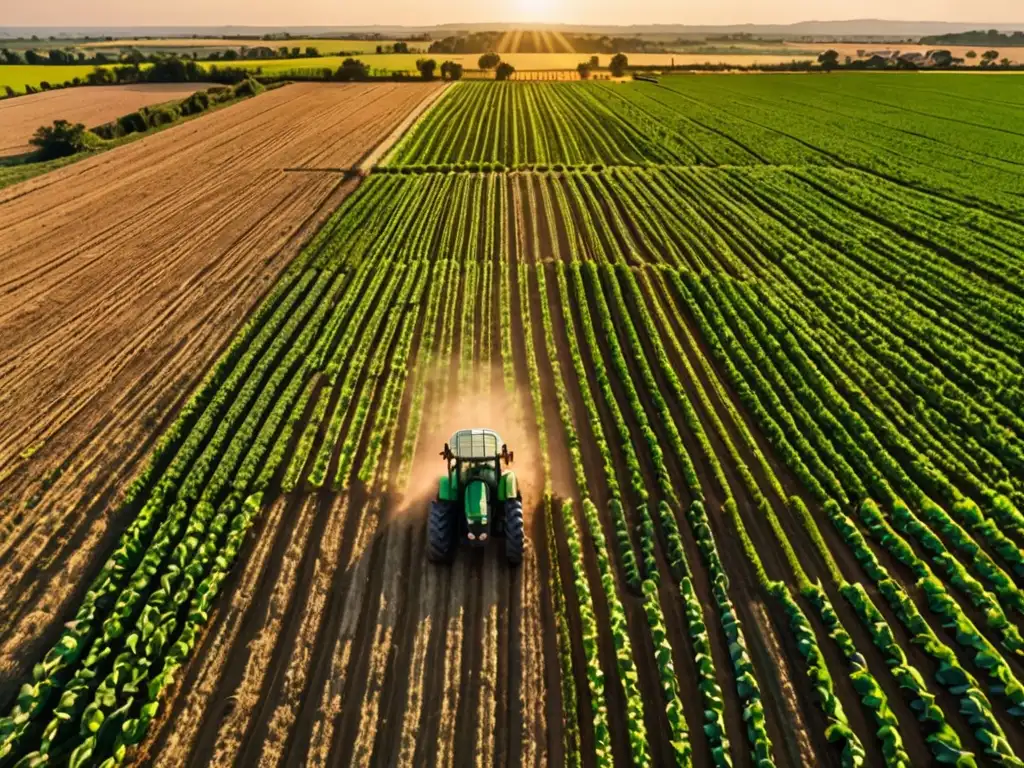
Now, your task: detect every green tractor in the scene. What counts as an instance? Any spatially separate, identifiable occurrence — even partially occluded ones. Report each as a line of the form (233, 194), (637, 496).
(427, 428), (524, 565)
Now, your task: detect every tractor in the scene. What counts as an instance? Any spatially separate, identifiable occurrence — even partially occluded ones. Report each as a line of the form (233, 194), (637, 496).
(427, 428), (524, 565)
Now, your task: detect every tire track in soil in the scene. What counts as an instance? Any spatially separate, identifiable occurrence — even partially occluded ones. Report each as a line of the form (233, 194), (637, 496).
(237, 258), (424, 766)
(146, 362), (332, 765)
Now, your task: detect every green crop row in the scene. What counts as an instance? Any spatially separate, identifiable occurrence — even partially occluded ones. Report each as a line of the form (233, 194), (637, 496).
(687, 500), (776, 768)
(829, 501), (1020, 765)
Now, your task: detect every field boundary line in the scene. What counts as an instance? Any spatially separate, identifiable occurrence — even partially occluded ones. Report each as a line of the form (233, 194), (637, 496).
(359, 83), (452, 172)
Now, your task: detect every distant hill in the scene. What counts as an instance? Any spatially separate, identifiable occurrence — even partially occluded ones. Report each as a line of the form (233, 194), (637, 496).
(2, 19), (1023, 42)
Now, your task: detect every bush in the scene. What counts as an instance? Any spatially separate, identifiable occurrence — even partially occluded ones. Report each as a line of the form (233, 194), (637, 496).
(147, 107), (179, 127)
(179, 90), (211, 116)
(87, 67), (115, 86)
(4, 86), (14, 98)
(231, 77), (264, 98)
(30, 120), (94, 159)
(117, 111), (149, 136)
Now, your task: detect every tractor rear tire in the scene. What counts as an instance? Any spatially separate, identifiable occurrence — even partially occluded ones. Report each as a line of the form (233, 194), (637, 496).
(505, 498), (524, 566)
(428, 500), (456, 563)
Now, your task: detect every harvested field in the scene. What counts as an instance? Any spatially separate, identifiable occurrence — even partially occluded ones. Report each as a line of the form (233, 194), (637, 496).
(4, 72), (1024, 768)
(0, 81), (442, 704)
(0, 83), (215, 157)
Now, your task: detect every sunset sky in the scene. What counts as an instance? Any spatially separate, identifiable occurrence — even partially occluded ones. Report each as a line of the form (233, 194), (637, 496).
(5, 0), (1023, 27)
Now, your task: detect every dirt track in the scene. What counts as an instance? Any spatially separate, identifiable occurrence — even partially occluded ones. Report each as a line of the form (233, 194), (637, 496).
(0, 83), (218, 157)
(0, 82), (442, 696)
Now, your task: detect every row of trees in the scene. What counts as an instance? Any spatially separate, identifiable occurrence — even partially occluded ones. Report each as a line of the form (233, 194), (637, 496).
(412, 58), (516, 81)
(577, 53), (629, 78)
(819, 48), (1014, 71)
(965, 50), (1012, 66)
(2, 47), (116, 66)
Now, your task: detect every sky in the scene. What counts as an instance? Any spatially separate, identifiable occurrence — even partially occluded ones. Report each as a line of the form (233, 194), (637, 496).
(4, 0), (1023, 28)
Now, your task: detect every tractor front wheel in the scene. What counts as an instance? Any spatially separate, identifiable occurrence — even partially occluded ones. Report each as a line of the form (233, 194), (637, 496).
(505, 498), (524, 566)
(427, 499), (457, 563)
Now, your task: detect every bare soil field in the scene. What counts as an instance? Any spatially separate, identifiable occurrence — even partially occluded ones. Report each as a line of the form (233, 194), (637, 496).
(0, 83), (215, 157)
(0, 81), (442, 699)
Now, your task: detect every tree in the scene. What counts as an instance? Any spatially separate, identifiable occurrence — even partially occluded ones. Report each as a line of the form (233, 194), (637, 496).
(966, 50), (977, 59)
(393, 41), (409, 54)
(223, 49), (239, 61)
(495, 62), (515, 81)
(609, 53), (629, 77)
(86, 66), (115, 85)
(590, 55), (599, 68)
(30, 120), (92, 159)
(291, 47), (301, 57)
(930, 49), (953, 67)
(817, 49), (840, 71)
(479, 51), (501, 70)
(1, 48), (25, 65)
(577, 61), (592, 79)
(25, 49), (45, 65)
(981, 49), (999, 65)
(305, 47), (319, 57)
(336, 58), (369, 81)
(416, 58), (438, 79)
(376, 45), (383, 54)
(1001, 57), (1012, 67)
(5, 86), (15, 98)
(440, 61), (464, 81)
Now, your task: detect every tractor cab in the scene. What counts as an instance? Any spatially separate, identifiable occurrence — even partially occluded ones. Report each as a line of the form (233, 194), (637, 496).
(428, 428), (524, 565)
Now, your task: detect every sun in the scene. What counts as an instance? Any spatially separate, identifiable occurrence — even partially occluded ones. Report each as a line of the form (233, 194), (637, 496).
(514, 0), (559, 22)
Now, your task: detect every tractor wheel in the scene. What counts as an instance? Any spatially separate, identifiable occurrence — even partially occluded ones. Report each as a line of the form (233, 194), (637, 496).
(427, 500), (456, 563)
(505, 498), (524, 566)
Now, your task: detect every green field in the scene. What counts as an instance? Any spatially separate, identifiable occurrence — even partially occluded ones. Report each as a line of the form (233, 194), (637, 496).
(4, 72), (1024, 768)
(0, 65), (110, 93)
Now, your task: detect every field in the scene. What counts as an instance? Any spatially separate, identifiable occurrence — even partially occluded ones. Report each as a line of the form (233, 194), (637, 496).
(0, 65), (114, 95)
(2, 71), (1024, 768)
(218, 51), (814, 76)
(0, 80), (442, 724)
(77, 38), (417, 54)
(0, 83), (213, 156)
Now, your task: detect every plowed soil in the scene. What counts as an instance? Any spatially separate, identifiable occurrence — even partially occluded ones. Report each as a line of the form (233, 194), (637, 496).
(0, 83), (216, 157)
(0, 81), (442, 697)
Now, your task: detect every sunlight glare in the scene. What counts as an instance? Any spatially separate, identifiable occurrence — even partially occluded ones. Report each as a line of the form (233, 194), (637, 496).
(514, 0), (559, 22)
